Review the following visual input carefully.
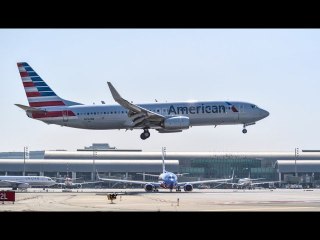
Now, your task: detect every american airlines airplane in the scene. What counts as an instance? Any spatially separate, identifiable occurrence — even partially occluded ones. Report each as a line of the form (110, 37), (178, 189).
(0, 176), (57, 190)
(16, 62), (269, 140)
(97, 148), (233, 192)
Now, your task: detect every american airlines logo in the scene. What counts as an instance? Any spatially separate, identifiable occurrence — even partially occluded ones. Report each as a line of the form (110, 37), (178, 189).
(168, 104), (226, 115)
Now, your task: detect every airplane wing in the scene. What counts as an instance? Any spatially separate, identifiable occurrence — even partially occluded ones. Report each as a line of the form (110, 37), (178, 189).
(73, 181), (103, 185)
(178, 178), (232, 186)
(107, 82), (165, 127)
(250, 181), (281, 186)
(97, 171), (161, 186)
(98, 177), (161, 187)
(176, 173), (189, 177)
(136, 173), (159, 177)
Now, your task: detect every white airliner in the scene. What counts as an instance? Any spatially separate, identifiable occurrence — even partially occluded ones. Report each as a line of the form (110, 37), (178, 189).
(0, 176), (56, 190)
(54, 177), (101, 189)
(230, 174), (280, 189)
(16, 62), (269, 140)
(97, 148), (233, 192)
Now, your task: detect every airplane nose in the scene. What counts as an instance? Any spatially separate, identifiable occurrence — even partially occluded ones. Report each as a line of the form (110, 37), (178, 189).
(261, 109), (269, 119)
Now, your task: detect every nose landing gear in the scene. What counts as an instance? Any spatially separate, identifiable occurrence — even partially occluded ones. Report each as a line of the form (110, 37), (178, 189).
(140, 129), (150, 140)
(242, 122), (255, 134)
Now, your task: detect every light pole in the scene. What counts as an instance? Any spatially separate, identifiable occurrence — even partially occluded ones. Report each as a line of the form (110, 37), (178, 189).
(295, 147), (299, 177)
(23, 146), (28, 176)
(93, 147), (97, 181)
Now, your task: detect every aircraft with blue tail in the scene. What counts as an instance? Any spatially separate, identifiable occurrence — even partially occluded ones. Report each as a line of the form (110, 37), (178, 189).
(96, 147), (234, 192)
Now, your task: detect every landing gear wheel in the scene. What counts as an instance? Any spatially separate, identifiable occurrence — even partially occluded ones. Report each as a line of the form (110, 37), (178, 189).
(140, 129), (150, 140)
(242, 129), (247, 134)
(140, 133), (146, 140)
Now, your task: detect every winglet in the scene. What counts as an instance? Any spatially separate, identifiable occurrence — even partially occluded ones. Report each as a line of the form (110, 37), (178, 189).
(107, 82), (122, 103)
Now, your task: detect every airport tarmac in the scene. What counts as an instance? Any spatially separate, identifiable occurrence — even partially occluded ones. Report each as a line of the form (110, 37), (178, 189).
(1, 188), (320, 211)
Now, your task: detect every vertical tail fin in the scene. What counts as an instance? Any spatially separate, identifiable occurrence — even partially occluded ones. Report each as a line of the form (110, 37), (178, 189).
(161, 147), (166, 173)
(17, 62), (81, 107)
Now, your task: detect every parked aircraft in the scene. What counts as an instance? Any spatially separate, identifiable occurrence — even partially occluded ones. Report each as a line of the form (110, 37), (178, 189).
(16, 62), (269, 140)
(97, 148), (233, 192)
(54, 177), (101, 189)
(0, 175), (56, 190)
(230, 173), (280, 189)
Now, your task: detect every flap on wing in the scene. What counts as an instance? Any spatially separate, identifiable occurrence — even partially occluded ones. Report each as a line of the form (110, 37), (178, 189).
(178, 178), (232, 186)
(107, 82), (164, 121)
(136, 173), (159, 177)
(15, 104), (46, 113)
(98, 177), (160, 186)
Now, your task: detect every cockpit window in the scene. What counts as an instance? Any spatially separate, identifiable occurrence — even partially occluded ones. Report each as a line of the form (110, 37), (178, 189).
(251, 105), (257, 109)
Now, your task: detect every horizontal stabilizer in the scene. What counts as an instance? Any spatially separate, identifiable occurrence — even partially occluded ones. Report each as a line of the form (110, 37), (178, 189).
(15, 104), (46, 113)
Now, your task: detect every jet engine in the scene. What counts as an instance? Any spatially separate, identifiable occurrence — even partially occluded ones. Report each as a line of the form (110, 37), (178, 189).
(17, 183), (30, 189)
(183, 184), (193, 192)
(162, 116), (190, 130)
(144, 184), (154, 192)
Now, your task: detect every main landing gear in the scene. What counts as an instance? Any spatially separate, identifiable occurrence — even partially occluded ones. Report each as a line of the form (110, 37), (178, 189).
(140, 129), (150, 140)
(242, 128), (247, 134)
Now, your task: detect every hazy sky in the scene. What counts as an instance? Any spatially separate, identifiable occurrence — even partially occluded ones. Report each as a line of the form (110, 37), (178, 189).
(1, 29), (320, 152)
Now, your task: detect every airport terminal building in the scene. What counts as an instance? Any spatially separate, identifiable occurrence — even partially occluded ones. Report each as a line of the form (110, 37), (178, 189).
(1, 144), (320, 187)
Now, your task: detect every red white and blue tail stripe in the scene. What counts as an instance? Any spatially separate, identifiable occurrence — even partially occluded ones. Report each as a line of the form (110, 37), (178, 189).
(17, 62), (67, 107)
(17, 62), (82, 120)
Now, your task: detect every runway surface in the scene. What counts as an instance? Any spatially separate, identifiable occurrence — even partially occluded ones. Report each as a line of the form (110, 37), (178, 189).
(1, 188), (320, 211)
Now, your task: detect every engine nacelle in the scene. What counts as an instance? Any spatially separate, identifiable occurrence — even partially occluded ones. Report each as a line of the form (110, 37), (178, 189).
(163, 116), (190, 130)
(144, 184), (154, 192)
(183, 184), (193, 192)
(17, 183), (30, 189)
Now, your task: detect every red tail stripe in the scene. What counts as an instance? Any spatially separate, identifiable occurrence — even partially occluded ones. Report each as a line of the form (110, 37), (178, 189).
(20, 72), (28, 77)
(23, 82), (35, 87)
(26, 92), (41, 97)
(29, 101), (65, 107)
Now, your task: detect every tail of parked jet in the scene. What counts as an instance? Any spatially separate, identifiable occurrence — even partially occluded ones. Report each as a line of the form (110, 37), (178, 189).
(16, 62), (82, 108)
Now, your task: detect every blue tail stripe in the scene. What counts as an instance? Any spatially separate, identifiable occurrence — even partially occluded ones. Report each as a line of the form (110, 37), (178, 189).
(37, 87), (52, 91)
(27, 72), (38, 77)
(34, 82), (48, 87)
(40, 91), (56, 96)
(24, 66), (34, 71)
(31, 77), (43, 82)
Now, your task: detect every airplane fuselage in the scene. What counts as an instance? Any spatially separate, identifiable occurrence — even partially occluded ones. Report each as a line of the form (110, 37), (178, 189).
(0, 176), (56, 189)
(16, 62), (269, 139)
(158, 171), (178, 190)
(27, 101), (269, 130)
